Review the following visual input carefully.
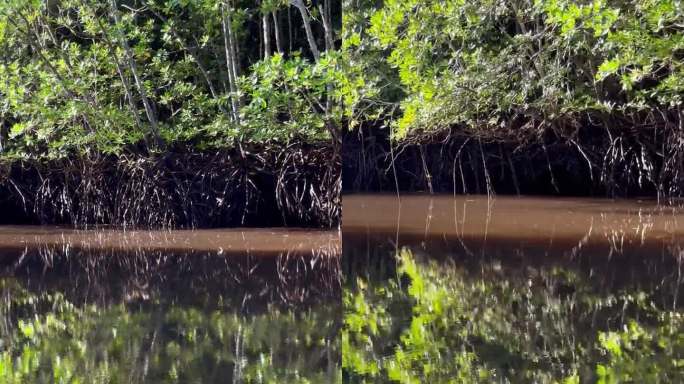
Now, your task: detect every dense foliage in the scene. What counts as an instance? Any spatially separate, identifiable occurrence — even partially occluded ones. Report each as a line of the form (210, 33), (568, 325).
(343, 249), (684, 383)
(0, 0), (341, 160)
(343, 0), (683, 140)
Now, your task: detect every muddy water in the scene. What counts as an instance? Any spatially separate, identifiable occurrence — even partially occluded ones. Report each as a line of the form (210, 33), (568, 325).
(0, 226), (341, 383)
(0, 226), (340, 255)
(343, 194), (684, 383)
(344, 194), (684, 246)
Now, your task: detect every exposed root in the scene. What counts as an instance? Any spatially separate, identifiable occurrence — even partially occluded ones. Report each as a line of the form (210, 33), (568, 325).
(275, 144), (341, 227)
(0, 143), (340, 228)
(344, 111), (684, 198)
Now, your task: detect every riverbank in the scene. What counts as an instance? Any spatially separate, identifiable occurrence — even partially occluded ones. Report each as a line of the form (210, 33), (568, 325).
(342, 0), (682, 199)
(0, 142), (340, 228)
(343, 113), (683, 198)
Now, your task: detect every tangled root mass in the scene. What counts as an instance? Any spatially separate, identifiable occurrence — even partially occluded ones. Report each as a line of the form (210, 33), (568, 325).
(0, 143), (340, 228)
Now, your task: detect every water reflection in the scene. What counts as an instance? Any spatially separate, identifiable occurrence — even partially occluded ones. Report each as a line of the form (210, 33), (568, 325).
(343, 194), (684, 383)
(0, 226), (341, 383)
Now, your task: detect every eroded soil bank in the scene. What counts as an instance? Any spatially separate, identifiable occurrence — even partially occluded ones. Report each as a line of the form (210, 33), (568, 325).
(0, 143), (340, 228)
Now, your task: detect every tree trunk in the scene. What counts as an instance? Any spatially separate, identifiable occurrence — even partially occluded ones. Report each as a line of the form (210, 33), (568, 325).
(318, 1), (334, 51)
(221, 2), (240, 124)
(272, 10), (284, 54)
(226, 3), (241, 80)
(93, 14), (143, 131)
(109, 0), (160, 145)
(262, 12), (271, 59)
(0, 119), (5, 153)
(288, 6), (293, 52)
(290, 0), (319, 61)
(221, 2), (246, 160)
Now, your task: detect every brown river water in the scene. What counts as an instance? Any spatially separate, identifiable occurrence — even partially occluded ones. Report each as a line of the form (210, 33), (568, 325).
(0, 225), (340, 256)
(344, 194), (684, 305)
(0, 226), (341, 383)
(343, 194), (684, 382)
(0, 225), (341, 308)
(0, 195), (682, 382)
(343, 194), (684, 250)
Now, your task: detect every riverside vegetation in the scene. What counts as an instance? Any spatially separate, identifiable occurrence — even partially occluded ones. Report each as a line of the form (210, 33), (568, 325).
(342, 0), (684, 197)
(0, 0), (342, 227)
(6, 0), (680, 221)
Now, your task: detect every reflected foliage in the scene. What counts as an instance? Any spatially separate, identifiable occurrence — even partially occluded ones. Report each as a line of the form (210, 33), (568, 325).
(343, 249), (684, 383)
(0, 279), (340, 383)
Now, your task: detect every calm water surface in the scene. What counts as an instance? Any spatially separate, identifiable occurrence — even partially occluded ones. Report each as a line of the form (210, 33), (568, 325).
(343, 195), (684, 383)
(0, 226), (341, 383)
(5, 195), (684, 383)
